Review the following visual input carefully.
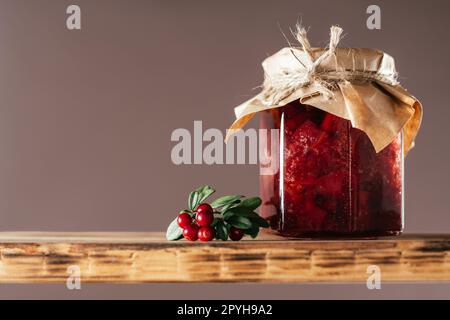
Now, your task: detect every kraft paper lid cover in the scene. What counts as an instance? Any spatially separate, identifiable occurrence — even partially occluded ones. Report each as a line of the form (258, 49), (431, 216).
(227, 26), (422, 154)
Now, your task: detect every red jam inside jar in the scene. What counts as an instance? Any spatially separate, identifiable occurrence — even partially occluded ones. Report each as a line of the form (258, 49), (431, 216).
(260, 102), (403, 237)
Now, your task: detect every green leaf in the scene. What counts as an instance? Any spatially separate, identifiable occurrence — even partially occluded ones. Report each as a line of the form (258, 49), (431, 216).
(238, 197), (262, 210)
(188, 191), (199, 211)
(211, 195), (242, 209)
(220, 201), (241, 214)
(226, 215), (252, 229)
(223, 209), (270, 230)
(197, 185), (215, 203)
(188, 186), (215, 210)
(245, 212), (270, 228)
(244, 225), (260, 238)
(166, 218), (183, 241)
(215, 220), (228, 241)
(222, 211), (232, 221)
(252, 216), (269, 228)
(222, 206), (253, 220)
(253, 217), (269, 228)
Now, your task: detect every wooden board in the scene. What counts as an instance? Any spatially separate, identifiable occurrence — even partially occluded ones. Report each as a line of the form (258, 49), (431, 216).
(0, 232), (449, 283)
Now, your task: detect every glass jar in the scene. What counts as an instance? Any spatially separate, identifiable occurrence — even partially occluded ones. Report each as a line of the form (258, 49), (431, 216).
(260, 101), (403, 237)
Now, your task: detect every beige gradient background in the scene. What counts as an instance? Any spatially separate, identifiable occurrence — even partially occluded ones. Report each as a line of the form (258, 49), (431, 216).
(0, 0), (448, 299)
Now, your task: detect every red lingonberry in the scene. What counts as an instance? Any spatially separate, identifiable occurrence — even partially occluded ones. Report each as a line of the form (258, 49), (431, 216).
(229, 226), (245, 241)
(195, 203), (214, 227)
(198, 226), (215, 242)
(183, 224), (199, 241)
(177, 212), (192, 228)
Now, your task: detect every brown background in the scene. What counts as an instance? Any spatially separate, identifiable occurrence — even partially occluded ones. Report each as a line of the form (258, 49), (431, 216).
(0, 0), (448, 299)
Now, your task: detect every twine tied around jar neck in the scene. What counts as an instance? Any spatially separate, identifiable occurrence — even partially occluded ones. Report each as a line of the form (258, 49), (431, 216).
(294, 25), (343, 82)
(262, 25), (399, 106)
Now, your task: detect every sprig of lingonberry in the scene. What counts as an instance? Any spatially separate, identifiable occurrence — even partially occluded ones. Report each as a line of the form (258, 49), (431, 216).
(166, 186), (269, 241)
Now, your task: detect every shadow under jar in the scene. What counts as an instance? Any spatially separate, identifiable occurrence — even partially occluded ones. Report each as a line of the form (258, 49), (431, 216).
(260, 101), (403, 237)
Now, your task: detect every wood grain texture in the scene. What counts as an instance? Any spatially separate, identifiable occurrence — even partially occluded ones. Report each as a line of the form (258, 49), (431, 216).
(0, 232), (449, 283)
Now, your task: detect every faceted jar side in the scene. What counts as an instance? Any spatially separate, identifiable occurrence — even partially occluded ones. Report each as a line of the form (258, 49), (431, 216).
(259, 102), (404, 237)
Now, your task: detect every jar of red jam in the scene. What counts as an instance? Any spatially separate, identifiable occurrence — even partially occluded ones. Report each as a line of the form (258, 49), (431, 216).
(260, 101), (403, 237)
(228, 25), (422, 238)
